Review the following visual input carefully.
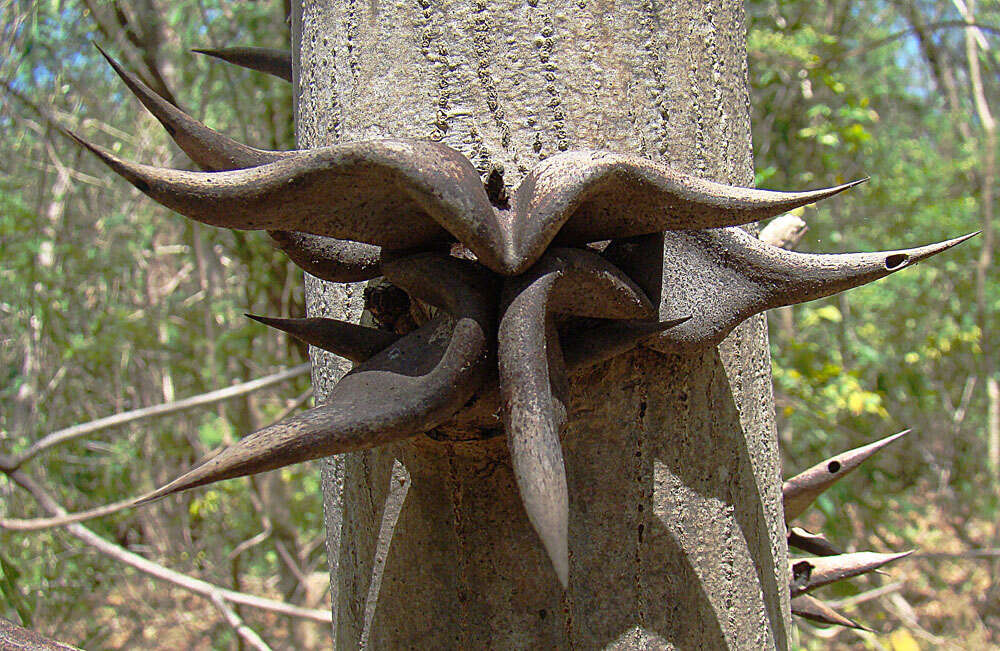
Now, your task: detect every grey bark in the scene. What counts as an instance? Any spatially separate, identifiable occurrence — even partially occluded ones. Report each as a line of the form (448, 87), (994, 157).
(294, 1), (789, 648)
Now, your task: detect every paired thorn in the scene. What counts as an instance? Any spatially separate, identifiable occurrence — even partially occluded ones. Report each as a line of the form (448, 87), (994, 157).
(95, 44), (288, 171)
(515, 150), (865, 258)
(193, 47), (293, 82)
(73, 103), (873, 279)
(95, 47), (386, 281)
(789, 550), (913, 597)
(791, 594), (871, 631)
(783, 429), (911, 522)
(138, 254), (495, 504)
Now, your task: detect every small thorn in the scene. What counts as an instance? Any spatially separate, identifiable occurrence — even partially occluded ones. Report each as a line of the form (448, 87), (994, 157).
(790, 550), (913, 597)
(193, 46), (293, 82)
(788, 527), (843, 556)
(783, 429), (911, 522)
(563, 316), (690, 371)
(246, 314), (400, 364)
(791, 594), (872, 631)
(268, 231), (384, 283)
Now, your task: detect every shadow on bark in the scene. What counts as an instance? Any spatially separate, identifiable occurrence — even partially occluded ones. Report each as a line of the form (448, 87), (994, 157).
(331, 344), (784, 649)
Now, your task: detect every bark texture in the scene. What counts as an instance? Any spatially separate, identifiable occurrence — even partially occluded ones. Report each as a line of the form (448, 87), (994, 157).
(294, 1), (789, 647)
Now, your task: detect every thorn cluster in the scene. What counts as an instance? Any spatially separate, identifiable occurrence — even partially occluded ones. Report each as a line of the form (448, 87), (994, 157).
(73, 46), (973, 589)
(784, 430), (915, 631)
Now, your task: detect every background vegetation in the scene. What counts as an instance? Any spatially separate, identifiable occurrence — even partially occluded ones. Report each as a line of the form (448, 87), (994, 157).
(0, 0), (996, 648)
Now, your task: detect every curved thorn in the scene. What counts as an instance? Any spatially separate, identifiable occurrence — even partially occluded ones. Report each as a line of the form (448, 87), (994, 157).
(137, 255), (494, 504)
(95, 44), (289, 171)
(632, 228), (979, 352)
(247, 314), (400, 364)
(788, 527), (843, 557)
(70, 135), (515, 273)
(791, 594), (871, 631)
(510, 149), (865, 263)
(500, 274), (570, 587)
(193, 47), (293, 82)
(563, 316), (690, 372)
(783, 429), (911, 522)
(437, 316), (686, 433)
(268, 231), (384, 283)
(499, 249), (654, 587)
(790, 551), (913, 597)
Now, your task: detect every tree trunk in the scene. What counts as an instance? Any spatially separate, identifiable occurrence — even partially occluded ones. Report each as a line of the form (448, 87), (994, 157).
(294, 1), (789, 647)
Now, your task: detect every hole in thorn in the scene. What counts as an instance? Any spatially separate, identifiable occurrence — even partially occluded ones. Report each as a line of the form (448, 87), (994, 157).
(827, 460), (841, 473)
(132, 179), (150, 193)
(485, 166), (509, 209)
(884, 253), (908, 270)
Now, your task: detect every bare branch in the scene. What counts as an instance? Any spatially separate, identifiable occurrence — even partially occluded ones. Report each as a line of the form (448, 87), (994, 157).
(2, 364), (310, 470)
(209, 593), (273, 651)
(4, 468), (331, 623)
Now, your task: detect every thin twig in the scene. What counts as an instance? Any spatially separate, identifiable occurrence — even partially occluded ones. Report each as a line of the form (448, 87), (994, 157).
(209, 592), (273, 651)
(5, 468), (331, 624)
(0, 495), (139, 531)
(3, 364), (310, 470)
(1, 386), (316, 531)
(828, 581), (904, 609)
(916, 549), (1000, 559)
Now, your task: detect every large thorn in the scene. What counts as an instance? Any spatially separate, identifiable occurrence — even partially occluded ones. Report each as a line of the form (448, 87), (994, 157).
(499, 249), (655, 587)
(194, 47), (293, 82)
(783, 429), (911, 522)
(510, 149), (863, 262)
(790, 551), (913, 597)
(247, 315), (400, 364)
(788, 527), (843, 557)
(69, 135), (522, 274)
(614, 228), (979, 352)
(791, 594), (871, 631)
(95, 44), (290, 171)
(136, 254), (494, 504)
(267, 231), (384, 283)
(94, 47), (384, 282)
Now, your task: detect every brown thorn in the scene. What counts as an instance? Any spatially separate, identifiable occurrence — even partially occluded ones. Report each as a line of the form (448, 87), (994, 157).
(137, 254), (494, 504)
(787, 527), (844, 557)
(563, 316), (690, 372)
(789, 550), (914, 597)
(783, 429), (911, 522)
(246, 314), (400, 364)
(636, 228), (977, 352)
(499, 249), (655, 587)
(70, 136), (518, 273)
(193, 47), (293, 82)
(95, 43), (288, 171)
(791, 594), (872, 631)
(510, 149), (865, 262)
(267, 231), (384, 283)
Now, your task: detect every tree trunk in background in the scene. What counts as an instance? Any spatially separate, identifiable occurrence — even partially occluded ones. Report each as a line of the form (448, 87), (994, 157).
(294, 1), (789, 647)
